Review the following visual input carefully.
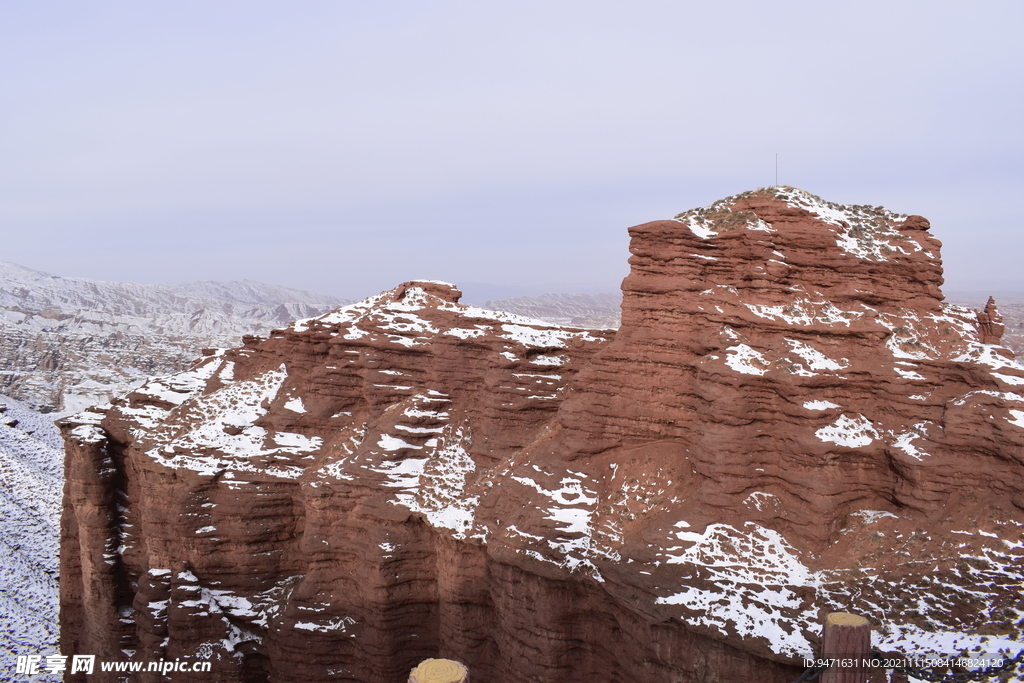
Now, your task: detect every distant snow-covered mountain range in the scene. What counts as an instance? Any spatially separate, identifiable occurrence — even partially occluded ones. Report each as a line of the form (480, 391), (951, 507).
(0, 261), (353, 413)
(482, 292), (621, 330)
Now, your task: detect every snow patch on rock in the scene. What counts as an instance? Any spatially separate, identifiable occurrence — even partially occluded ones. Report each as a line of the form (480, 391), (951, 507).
(815, 414), (880, 448)
(656, 522), (815, 657)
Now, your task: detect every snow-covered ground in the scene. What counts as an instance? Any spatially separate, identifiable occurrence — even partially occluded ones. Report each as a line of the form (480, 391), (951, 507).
(0, 395), (63, 677)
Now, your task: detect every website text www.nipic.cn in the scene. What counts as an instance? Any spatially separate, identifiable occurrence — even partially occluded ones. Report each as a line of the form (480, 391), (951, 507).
(15, 655), (212, 676)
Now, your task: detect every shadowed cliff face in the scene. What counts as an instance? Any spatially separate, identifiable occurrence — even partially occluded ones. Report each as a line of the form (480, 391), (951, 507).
(61, 188), (1024, 683)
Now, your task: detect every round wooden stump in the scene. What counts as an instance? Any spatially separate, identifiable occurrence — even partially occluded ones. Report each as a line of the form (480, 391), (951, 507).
(408, 658), (469, 683)
(821, 612), (871, 683)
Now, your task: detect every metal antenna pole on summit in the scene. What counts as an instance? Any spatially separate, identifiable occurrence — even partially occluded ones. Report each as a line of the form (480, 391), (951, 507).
(775, 153), (778, 186)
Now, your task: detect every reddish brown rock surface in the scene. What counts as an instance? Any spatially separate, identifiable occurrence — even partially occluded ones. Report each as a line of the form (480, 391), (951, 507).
(61, 188), (1024, 683)
(976, 296), (1007, 345)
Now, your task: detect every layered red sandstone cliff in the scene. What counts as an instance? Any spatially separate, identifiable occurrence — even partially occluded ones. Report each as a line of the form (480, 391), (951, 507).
(61, 188), (1024, 683)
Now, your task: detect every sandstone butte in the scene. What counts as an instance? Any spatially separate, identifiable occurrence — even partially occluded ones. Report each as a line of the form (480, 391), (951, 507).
(60, 187), (1024, 683)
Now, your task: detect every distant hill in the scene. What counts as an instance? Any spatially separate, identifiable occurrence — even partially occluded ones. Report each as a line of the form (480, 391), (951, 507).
(0, 261), (350, 412)
(483, 292), (620, 329)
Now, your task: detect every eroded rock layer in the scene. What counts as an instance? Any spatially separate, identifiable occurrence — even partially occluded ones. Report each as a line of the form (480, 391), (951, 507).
(61, 188), (1024, 683)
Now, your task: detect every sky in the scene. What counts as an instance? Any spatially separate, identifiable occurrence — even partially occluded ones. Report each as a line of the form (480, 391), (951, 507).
(1, 1), (1021, 302)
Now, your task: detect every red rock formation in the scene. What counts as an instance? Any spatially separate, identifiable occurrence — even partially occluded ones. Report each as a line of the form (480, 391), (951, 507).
(61, 189), (1024, 683)
(976, 296), (1007, 345)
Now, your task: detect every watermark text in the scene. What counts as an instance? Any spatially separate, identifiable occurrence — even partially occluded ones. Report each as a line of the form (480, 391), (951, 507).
(15, 655), (211, 676)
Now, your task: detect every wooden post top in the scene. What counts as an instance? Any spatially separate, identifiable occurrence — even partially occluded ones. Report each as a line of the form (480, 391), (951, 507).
(821, 612), (872, 683)
(826, 612), (869, 627)
(408, 659), (469, 683)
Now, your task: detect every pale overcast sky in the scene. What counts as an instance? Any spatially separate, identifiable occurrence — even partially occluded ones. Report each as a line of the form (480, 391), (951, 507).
(1, 1), (1021, 301)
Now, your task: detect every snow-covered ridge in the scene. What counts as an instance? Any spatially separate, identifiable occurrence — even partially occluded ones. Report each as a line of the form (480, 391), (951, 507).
(673, 186), (929, 262)
(771, 186), (927, 261)
(292, 284), (606, 350)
